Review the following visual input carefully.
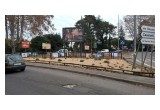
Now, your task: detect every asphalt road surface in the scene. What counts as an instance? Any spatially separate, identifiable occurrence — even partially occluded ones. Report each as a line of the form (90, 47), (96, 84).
(5, 66), (154, 95)
(123, 52), (155, 68)
(136, 52), (155, 68)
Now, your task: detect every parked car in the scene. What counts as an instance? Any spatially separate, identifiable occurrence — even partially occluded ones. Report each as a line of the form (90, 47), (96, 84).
(5, 54), (26, 72)
(101, 49), (109, 53)
(57, 49), (68, 57)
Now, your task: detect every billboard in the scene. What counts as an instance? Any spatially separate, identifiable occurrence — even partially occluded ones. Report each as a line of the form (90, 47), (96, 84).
(21, 41), (30, 48)
(63, 27), (83, 42)
(42, 43), (51, 49)
(84, 45), (90, 50)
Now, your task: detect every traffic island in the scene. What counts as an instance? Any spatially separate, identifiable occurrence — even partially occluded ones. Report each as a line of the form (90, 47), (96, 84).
(24, 57), (154, 77)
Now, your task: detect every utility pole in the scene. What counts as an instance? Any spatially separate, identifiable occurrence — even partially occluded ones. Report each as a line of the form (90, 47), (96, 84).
(132, 15), (137, 69)
(118, 15), (119, 50)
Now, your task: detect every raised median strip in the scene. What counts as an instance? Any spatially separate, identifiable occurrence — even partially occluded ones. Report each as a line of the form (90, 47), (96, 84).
(25, 59), (155, 77)
(26, 62), (155, 88)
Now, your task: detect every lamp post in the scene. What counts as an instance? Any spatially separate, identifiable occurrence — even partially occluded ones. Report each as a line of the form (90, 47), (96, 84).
(132, 15), (137, 69)
(118, 15), (119, 50)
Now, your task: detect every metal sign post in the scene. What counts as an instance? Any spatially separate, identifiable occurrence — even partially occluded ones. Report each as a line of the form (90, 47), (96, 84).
(141, 44), (143, 72)
(132, 15), (137, 69)
(150, 45), (154, 72)
(142, 45), (149, 70)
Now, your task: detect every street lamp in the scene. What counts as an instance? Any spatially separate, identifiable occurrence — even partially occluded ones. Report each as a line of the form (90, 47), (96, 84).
(118, 15), (119, 50)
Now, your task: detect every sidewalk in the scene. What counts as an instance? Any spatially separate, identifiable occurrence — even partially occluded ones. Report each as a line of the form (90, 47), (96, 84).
(26, 62), (155, 88)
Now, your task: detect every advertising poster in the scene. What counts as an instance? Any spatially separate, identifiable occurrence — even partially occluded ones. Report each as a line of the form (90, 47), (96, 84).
(63, 27), (83, 42)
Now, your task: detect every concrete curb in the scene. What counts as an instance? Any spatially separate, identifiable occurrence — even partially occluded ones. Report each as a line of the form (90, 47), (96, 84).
(26, 64), (155, 88)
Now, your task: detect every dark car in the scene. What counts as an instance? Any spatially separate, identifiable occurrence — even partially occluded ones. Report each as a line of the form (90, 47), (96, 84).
(5, 54), (26, 72)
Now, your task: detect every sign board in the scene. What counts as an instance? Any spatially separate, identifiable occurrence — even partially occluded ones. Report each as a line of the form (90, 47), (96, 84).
(21, 53), (28, 58)
(120, 39), (125, 45)
(32, 52), (38, 56)
(84, 45), (90, 50)
(141, 25), (155, 45)
(52, 53), (58, 58)
(141, 25), (155, 33)
(21, 41), (30, 48)
(141, 38), (155, 45)
(42, 43), (51, 49)
(63, 27), (83, 42)
(141, 32), (155, 39)
(97, 40), (102, 45)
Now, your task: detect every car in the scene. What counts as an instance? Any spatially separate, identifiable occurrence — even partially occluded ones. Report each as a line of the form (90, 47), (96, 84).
(57, 49), (68, 57)
(5, 54), (26, 72)
(101, 49), (109, 53)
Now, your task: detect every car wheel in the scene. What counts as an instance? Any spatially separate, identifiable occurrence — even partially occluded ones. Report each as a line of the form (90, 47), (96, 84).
(21, 68), (25, 71)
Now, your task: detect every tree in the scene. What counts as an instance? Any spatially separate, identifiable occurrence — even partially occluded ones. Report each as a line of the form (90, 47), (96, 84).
(45, 34), (63, 52)
(123, 15), (155, 39)
(5, 15), (54, 54)
(119, 25), (125, 39)
(30, 36), (50, 53)
(75, 15), (116, 52)
(30, 34), (63, 53)
(75, 15), (97, 53)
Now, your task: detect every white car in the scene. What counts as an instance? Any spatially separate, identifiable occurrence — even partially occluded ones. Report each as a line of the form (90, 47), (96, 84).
(101, 49), (109, 53)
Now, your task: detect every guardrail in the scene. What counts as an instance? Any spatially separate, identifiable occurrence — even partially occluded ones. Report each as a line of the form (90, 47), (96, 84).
(24, 59), (155, 78)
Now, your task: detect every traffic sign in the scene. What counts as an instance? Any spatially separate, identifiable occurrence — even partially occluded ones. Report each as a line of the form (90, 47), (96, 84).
(141, 25), (155, 33)
(97, 40), (102, 45)
(120, 39), (125, 45)
(140, 25), (155, 45)
(141, 38), (155, 45)
(141, 32), (155, 39)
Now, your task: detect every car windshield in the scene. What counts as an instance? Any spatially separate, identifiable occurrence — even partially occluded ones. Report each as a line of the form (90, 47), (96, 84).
(7, 54), (23, 62)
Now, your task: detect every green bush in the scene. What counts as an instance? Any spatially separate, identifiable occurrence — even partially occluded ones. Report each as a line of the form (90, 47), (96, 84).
(80, 59), (84, 62)
(36, 58), (39, 61)
(104, 60), (109, 64)
(58, 59), (62, 62)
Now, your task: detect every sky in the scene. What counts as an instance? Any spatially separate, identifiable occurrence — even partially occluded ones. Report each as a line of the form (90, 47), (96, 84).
(52, 15), (124, 37)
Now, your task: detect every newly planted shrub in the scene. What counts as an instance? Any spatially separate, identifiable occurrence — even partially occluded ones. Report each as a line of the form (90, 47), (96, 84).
(58, 59), (62, 62)
(104, 60), (109, 64)
(36, 58), (39, 61)
(80, 59), (84, 62)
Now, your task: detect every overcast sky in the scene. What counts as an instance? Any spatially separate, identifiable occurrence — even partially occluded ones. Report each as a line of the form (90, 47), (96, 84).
(52, 15), (124, 37)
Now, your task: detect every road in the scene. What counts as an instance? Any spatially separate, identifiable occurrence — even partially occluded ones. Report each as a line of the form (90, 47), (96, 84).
(136, 52), (155, 68)
(123, 52), (155, 68)
(5, 66), (154, 95)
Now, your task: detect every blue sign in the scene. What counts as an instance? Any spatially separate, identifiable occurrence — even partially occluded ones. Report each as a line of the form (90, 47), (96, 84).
(120, 39), (125, 45)
(97, 40), (102, 45)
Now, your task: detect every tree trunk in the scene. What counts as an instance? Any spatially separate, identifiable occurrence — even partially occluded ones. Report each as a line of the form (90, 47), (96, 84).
(17, 15), (20, 42)
(20, 15), (24, 40)
(5, 16), (8, 39)
(9, 15), (16, 54)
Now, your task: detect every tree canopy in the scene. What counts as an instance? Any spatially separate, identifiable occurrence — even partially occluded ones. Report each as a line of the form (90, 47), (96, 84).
(75, 15), (116, 51)
(123, 15), (155, 39)
(5, 15), (54, 53)
(30, 34), (63, 53)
